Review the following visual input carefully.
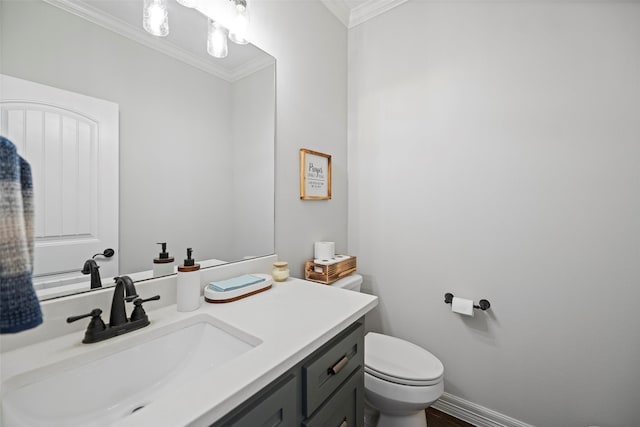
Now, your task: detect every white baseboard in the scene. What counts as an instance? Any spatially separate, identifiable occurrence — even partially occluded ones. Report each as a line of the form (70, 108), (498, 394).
(431, 393), (535, 427)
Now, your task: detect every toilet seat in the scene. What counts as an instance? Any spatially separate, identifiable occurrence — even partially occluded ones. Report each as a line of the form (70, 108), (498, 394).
(365, 332), (444, 386)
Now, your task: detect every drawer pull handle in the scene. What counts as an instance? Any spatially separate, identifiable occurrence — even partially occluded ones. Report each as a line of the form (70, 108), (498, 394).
(339, 418), (348, 427)
(329, 356), (349, 375)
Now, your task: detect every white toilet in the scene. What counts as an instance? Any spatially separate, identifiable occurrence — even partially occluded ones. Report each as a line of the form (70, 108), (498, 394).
(331, 274), (444, 427)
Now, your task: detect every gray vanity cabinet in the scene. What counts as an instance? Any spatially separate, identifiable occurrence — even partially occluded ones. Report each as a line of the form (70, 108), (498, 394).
(212, 320), (365, 427)
(218, 374), (298, 427)
(302, 368), (364, 427)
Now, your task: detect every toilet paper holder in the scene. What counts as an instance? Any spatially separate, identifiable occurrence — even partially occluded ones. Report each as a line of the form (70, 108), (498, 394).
(444, 293), (491, 311)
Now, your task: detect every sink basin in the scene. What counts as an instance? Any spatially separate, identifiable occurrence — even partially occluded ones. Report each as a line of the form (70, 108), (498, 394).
(1, 314), (260, 426)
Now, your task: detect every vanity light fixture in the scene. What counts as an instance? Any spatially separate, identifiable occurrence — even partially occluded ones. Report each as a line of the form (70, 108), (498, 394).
(228, 0), (249, 45)
(207, 20), (229, 58)
(143, 0), (251, 57)
(143, 0), (169, 37)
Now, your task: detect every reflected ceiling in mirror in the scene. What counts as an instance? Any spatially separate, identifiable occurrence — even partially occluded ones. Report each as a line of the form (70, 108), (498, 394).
(0, 0), (276, 300)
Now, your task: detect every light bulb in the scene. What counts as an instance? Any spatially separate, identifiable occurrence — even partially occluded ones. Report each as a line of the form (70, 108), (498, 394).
(228, 6), (249, 45)
(176, 0), (198, 7)
(207, 20), (228, 59)
(143, 0), (169, 37)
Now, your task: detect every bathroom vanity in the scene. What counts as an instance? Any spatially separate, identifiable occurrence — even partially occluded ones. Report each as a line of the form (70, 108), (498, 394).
(0, 276), (377, 426)
(214, 320), (364, 426)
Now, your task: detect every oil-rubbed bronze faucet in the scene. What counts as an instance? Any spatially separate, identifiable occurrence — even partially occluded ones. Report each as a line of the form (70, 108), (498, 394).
(109, 275), (139, 326)
(81, 248), (115, 289)
(66, 276), (160, 344)
(81, 259), (102, 289)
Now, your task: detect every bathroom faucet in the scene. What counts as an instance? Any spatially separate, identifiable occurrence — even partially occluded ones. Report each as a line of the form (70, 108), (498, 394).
(82, 259), (102, 289)
(67, 275), (160, 344)
(110, 276), (139, 327)
(81, 248), (115, 289)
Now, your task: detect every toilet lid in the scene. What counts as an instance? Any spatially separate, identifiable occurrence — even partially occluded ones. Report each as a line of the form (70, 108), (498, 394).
(365, 332), (444, 386)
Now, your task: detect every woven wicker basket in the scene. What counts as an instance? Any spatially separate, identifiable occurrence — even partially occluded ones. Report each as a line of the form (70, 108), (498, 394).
(304, 256), (357, 284)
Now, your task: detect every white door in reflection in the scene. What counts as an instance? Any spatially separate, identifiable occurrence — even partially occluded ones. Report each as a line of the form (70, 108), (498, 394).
(1, 74), (119, 288)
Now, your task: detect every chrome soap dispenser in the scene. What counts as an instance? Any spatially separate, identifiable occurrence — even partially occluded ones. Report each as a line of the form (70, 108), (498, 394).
(176, 248), (201, 312)
(153, 242), (175, 278)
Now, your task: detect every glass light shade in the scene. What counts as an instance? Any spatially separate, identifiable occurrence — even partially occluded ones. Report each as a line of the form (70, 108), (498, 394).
(143, 0), (169, 37)
(207, 20), (228, 59)
(228, 2), (249, 45)
(176, 0), (199, 7)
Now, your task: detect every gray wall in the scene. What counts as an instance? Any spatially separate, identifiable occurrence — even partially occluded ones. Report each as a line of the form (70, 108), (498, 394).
(231, 65), (276, 260)
(348, 1), (640, 426)
(250, 0), (349, 275)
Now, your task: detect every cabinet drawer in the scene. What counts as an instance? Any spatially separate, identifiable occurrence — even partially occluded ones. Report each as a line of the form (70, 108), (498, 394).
(217, 374), (297, 427)
(302, 322), (364, 417)
(303, 368), (364, 427)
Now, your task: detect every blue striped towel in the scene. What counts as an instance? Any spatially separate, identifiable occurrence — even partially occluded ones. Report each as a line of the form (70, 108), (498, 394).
(1, 136), (43, 333)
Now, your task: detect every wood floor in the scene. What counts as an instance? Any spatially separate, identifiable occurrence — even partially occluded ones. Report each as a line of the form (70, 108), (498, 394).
(426, 408), (475, 427)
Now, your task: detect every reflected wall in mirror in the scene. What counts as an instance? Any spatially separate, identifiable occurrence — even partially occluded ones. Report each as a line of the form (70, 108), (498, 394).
(0, 0), (276, 300)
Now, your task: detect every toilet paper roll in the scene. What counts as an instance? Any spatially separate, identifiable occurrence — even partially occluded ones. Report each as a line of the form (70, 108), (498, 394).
(314, 241), (335, 260)
(452, 297), (474, 317)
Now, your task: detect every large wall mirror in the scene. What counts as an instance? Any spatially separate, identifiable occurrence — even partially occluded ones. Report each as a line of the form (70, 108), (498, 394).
(0, 0), (275, 300)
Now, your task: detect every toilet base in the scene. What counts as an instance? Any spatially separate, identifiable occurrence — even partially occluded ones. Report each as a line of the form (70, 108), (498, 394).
(364, 403), (379, 427)
(366, 400), (428, 427)
(376, 410), (427, 427)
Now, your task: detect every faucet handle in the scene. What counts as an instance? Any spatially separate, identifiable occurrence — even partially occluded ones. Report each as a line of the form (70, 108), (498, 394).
(134, 295), (161, 305)
(67, 308), (107, 343)
(130, 295), (161, 322)
(67, 308), (103, 324)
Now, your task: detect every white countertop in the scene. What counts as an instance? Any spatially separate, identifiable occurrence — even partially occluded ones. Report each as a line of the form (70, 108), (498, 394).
(0, 277), (378, 426)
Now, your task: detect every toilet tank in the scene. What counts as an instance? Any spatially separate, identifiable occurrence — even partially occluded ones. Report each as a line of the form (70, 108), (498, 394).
(331, 274), (363, 292)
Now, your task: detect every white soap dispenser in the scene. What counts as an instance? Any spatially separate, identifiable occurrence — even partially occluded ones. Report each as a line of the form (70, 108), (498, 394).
(176, 248), (201, 312)
(153, 242), (175, 278)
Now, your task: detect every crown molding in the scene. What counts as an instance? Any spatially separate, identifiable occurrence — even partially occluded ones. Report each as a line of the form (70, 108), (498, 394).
(319, 0), (352, 27)
(349, 0), (408, 27)
(230, 55), (276, 82)
(320, 0), (408, 28)
(42, 0), (236, 82)
(323, 0), (629, 29)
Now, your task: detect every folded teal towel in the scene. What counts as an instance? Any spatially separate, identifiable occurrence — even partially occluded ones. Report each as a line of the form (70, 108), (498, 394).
(208, 275), (265, 292)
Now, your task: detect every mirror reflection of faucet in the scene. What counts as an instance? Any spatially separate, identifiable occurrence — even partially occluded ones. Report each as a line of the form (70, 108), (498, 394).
(66, 275), (160, 344)
(81, 248), (115, 289)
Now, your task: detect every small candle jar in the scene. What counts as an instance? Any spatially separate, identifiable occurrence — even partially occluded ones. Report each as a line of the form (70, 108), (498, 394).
(272, 261), (290, 282)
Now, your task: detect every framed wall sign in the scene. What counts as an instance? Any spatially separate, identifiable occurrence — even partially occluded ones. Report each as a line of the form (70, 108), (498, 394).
(300, 148), (332, 200)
